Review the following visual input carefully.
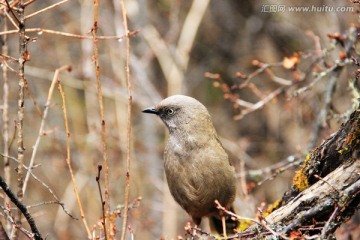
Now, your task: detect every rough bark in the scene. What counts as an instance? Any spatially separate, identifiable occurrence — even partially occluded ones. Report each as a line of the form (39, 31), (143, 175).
(244, 105), (359, 239)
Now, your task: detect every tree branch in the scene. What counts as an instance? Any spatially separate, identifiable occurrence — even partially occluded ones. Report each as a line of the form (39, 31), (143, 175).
(0, 176), (43, 240)
(244, 104), (360, 238)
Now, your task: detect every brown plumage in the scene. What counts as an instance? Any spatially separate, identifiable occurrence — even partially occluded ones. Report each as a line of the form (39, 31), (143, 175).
(143, 95), (238, 235)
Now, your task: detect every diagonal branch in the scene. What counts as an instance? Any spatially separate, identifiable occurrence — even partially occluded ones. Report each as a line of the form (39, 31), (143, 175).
(4, 0), (20, 24)
(0, 176), (43, 240)
(24, 0), (69, 20)
(23, 65), (72, 196)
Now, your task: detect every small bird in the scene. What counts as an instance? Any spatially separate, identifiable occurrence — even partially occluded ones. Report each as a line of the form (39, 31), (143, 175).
(142, 95), (238, 235)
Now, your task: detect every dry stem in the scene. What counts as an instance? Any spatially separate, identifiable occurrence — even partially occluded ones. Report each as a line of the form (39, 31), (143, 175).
(96, 165), (107, 238)
(13, 1), (26, 238)
(24, 0), (69, 20)
(214, 200), (289, 240)
(23, 65), (71, 195)
(119, 0), (132, 239)
(58, 80), (91, 238)
(0, 153), (74, 218)
(92, 0), (110, 239)
(0, 176), (43, 240)
(0, 27), (138, 40)
(1, 5), (11, 233)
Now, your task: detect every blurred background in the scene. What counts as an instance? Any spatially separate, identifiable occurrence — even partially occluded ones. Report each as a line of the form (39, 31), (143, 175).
(0, 0), (358, 239)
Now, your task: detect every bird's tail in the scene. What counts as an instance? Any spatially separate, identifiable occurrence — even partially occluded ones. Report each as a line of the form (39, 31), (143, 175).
(209, 206), (239, 236)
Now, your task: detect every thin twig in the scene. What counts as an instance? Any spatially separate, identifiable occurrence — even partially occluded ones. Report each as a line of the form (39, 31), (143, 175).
(0, 53), (19, 62)
(23, 65), (71, 195)
(58, 81), (91, 237)
(247, 155), (302, 186)
(23, 0), (36, 7)
(282, 198), (334, 233)
(4, 0), (20, 24)
(120, 0), (133, 239)
(308, 67), (341, 149)
(0, 175), (43, 240)
(307, 28), (357, 149)
(92, 0), (110, 238)
(0, 153), (75, 219)
(321, 206), (339, 238)
(241, 62), (271, 87)
(96, 165), (107, 238)
(24, 0), (69, 20)
(293, 63), (342, 97)
(313, 174), (343, 195)
(1, 59), (17, 73)
(0, 205), (34, 239)
(4, 10), (19, 30)
(0, 27), (139, 40)
(24, 79), (43, 116)
(234, 87), (284, 120)
(215, 200), (289, 239)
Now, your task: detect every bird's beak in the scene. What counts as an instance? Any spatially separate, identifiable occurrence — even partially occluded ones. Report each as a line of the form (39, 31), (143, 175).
(142, 107), (159, 115)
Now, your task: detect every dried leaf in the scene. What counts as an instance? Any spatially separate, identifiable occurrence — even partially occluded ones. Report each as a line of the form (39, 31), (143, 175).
(283, 54), (300, 69)
(289, 230), (303, 239)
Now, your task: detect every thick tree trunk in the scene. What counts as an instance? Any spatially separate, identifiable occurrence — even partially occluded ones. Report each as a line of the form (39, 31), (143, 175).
(245, 105), (359, 238)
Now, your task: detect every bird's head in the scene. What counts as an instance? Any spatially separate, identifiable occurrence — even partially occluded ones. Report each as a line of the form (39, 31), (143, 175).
(142, 95), (211, 132)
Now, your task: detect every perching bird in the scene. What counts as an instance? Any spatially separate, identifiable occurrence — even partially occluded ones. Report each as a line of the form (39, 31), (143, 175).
(142, 95), (238, 235)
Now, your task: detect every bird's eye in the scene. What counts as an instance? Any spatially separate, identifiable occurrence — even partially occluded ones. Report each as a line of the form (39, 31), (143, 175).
(166, 108), (175, 116)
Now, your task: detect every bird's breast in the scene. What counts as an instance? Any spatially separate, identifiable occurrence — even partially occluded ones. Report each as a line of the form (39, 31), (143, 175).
(166, 132), (200, 157)
(164, 136), (236, 219)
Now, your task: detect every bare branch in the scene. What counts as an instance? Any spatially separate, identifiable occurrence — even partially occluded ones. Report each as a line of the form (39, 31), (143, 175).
(0, 176), (43, 240)
(0, 27), (139, 40)
(119, 0), (133, 239)
(14, 1), (27, 238)
(24, 0), (69, 20)
(58, 80), (91, 237)
(23, 65), (72, 195)
(92, 0), (110, 238)
(0, 152), (75, 219)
